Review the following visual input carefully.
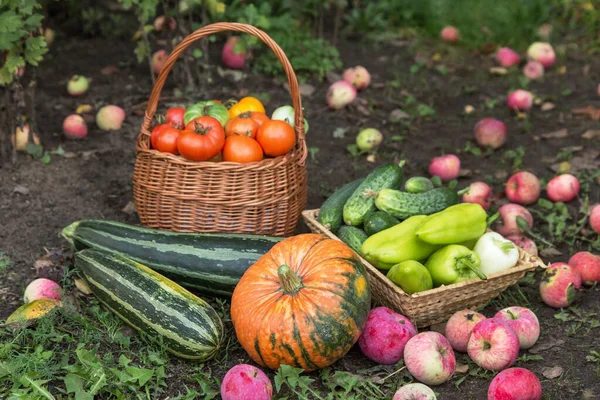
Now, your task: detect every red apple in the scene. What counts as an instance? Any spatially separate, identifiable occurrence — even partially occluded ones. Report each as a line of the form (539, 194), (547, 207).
(467, 319), (520, 371)
(507, 90), (533, 111)
(428, 154), (460, 182)
(326, 80), (357, 110)
(591, 204), (600, 234)
(440, 26), (459, 43)
(488, 368), (542, 400)
(505, 235), (538, 256)
(153, 16), (177, 32)
(505, 171), (541, 205)
(568, 252), (600, 286)
(404, 332), (456, 386)
(495, 203), (534, 236)
(539, 262), (581, 308)
(493, 307), (540, 349)
(527, 42), (556, 68)
(343, 65), (371, 91)
(496, 48), (521, 68)
(222, 36), (246, 70)
(221, 364), (272, 400)
(444, 309), (487, 353)
(474, 118), (507, 149)
(358, 307), (417, 365)
(523, 61), (544, 80)
(546, 174), (580, 203)
(23, 278), (62, 303)
(462, 182), (493, 210)
(152, 49), (168, 75)
(63, 114), (88, 140)
(393, 383), (437, 400)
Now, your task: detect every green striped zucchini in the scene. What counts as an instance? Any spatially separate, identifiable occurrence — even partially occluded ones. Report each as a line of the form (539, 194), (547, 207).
(62, 219), (283, 297)
(75, 249), (224, 360)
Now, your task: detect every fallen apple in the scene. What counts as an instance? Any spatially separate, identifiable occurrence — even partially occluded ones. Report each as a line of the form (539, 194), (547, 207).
(493, 306), (540, 349)
(474, 118), (507, 150)
(568, 251), (600, 286)
(495, 203), (534, 236)
(393, 383), (437, 400)
(505, 171), (541, 205)
(440, 26), (459, 44)
(539, 262), (581, 308)
(496, 48), (521, 68)
(488, 367), (542, 400)
(428, 154), (461, 182)
(506, 90), (533, 111)
(527, 42), (556, 68)
(523, 61), (544, 80)
(326, 80), (357, 110)
(96, 105), (126, 131)
(467, 319), (520, 371)
(404, 332), (456, 386)
(546, 174), (580, 203)
(343, 65), (371, 91)
(63, 114), (88, 140)
(444, 309), (487, 353)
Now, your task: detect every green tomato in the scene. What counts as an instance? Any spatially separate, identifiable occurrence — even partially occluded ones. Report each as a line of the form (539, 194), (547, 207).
(271, 105), (309, 134)
(184, 101), (230, 128)
(386, 260), (433, 294)
(356, 128), (383, 151)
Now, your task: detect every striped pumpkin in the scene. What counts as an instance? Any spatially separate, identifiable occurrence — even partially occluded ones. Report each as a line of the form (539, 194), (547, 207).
(231, 234), (371, 371)
(75, 249), (224, 360)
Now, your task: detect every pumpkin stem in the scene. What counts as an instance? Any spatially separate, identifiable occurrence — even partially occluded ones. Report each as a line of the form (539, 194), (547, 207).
(277, 265), (303, 294)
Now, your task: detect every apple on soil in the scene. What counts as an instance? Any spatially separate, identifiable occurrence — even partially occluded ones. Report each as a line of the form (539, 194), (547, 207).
(404, 332), (456, 386)
(488, 367), (542, 400)
(444, 309), (487, 353)
(493, 306), (540, 349)
(467, 319), (520, 371)
(539, 262), (581, 308)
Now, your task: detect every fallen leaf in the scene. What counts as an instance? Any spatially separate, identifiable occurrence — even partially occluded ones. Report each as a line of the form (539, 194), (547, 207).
(566, 150), (600, 173)
(464, 105), (475, 114)
(582, 389), (596, 399)
(572, 105), (600, 120)
(540, 129), (568, 139)
(216, 67), (245, 82)
(529, 338), (565, 354)
(494, 170), (509, 180)
(557, 66), (567, 74)
(352, 98), (371, 116)
(62, 152), (77, 158)
(432, 53), (441, 62)
(13, 185), (30, 195)
(366, 154), (376, 163)
(582, 130), (600, 140)
(76, 104), (94, 114)
(563, 145), (583, 153)
(100, 65), (119, 75)
(332, 127), (348, 139)
(122, 201), (137, 215)
(74, 278), (93, 295)
(429, 322), (446, 335)
(459, 168), (472, 177)
(326, 71), (342, 83)
(516, 111), (527, 120)
(533, 96), (543, 106)
(540, 248), (563, 258)
(542, 366), (563, 379)
(455, 364), (469, 374)
(541, 102), (555, 111)
(489, 67), (508, 75)
(389, 109), (410, 122)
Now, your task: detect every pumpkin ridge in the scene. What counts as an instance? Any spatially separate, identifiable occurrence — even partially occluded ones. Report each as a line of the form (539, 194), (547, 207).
(298, 255), (363, 280)
(291, 313), (320, 370)
(294, 235), (330, 275)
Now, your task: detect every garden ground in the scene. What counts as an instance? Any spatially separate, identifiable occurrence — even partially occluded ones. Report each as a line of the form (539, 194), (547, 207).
(1, 32), (599, 399)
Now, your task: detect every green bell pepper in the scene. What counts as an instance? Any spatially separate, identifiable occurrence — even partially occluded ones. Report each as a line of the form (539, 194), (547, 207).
(360, 215), (441, 270)
(425, 244), (487, 287)
(415, 203), (488, 245)
(386, 260), (433, 294)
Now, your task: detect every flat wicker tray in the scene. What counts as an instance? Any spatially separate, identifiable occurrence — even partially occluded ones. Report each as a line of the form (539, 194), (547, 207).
(302, 209), (547, 328)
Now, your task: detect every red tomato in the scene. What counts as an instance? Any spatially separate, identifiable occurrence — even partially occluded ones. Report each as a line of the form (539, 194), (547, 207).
(222, 136), (263, 163)
(178, 116), (225, 161)
(225, 116), (259, 139)
(165, 107), (185, 129)
(249, 112), (270, 128)
(256, 120), (296, 157)
(151, 123), (172, 149)
(155, 127), (181, 155)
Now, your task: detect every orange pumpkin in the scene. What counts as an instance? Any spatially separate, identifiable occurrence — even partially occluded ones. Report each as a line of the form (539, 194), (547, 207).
(230, 234), (371, 371)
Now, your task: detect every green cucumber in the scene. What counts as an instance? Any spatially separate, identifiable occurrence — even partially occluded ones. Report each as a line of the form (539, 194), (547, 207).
(375, 188), (458, 220)
(318, 178), (365, 232)
(62, 219), (283, 297)
(363, 211), (399, 236)
(75, 249), (224, 360)
(343, 163), (404, 226)
(337, 226), (368, 254)
(404, 176), (434, 193)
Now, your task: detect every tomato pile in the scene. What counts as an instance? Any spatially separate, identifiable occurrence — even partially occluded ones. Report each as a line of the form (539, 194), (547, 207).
(150, 97), (303, 163)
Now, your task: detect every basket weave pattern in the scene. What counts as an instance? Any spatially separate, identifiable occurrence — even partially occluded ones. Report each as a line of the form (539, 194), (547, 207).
(302, 209), (547, 328)
(133, 23), (307, 235)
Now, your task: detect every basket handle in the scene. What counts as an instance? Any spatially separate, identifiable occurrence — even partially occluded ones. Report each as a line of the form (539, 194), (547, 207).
(140, 22), (305, 145)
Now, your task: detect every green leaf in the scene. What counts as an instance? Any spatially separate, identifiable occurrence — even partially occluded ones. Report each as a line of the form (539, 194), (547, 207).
(125, 367), (154, 386)
(50, 146), (65, 155)
(18, 375), (56, 400)
(39, 152), (51, 164)
(0, 11), (22, 33)
(134, 40), (150, 64)
(24, 36), (48, 66)
(26, 143), (44, 158)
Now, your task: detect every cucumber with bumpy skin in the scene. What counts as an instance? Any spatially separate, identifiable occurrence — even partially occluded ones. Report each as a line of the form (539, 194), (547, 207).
(404, 176), (434, 193)
(375, 188), (458, 220)
(364, 211), (399, 236)
(343, 163), (404, 226)
(337, 226), (369, 254)
(318, 178), (365, 233)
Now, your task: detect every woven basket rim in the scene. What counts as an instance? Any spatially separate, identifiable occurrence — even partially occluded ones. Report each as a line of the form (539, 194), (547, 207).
(302, 209), (547, 297)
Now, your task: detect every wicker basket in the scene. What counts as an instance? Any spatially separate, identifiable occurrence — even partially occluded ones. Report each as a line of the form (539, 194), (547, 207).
(133, 23), (307, 236)
(302, 209), (547, 328)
